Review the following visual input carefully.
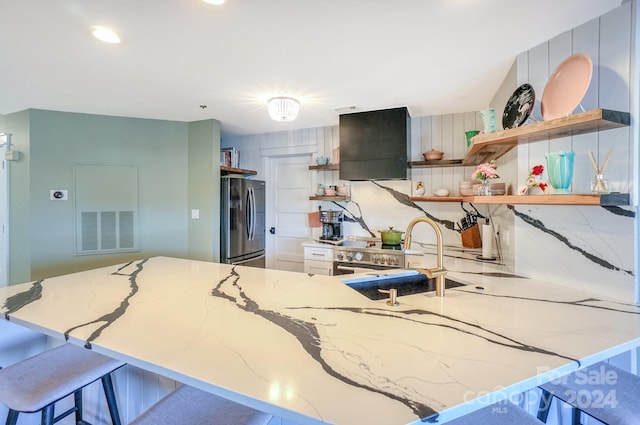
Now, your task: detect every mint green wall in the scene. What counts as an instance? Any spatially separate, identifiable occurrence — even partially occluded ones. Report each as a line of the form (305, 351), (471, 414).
(0, 111), (31, 284)
(0, 109), (221, 283)
(188, 119), (221, 262)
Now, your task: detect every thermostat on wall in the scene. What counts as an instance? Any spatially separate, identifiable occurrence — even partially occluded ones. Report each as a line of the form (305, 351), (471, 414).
(50, 190), (68, 201)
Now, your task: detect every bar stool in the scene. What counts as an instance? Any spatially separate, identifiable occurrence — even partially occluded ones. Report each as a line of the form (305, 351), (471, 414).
(537, 361), (640, 425)
(0, 343), (125, 425)
(445, 401), (543, 424)
(130, 385), (273, 425)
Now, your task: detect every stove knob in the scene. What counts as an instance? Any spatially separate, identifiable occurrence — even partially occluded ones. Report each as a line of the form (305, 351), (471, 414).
(354, 252), (363, 261)
(346, 253), (354, 261)
(336, 252), (344, 261)
(391, 257), (398, 265)
(372, 255), (379, 264)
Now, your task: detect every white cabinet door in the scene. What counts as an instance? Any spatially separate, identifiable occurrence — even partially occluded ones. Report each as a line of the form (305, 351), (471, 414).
(303, 259), (333, 276)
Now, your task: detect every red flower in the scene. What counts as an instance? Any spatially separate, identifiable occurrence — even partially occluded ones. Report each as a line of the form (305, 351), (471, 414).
(532, 165), (544, 176)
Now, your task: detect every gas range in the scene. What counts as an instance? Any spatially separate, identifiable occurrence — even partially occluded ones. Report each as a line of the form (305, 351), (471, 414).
(334, 240), (405, 268)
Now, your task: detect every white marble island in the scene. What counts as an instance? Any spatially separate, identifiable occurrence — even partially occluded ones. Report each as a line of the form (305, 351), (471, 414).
(1, 256), (640, 425)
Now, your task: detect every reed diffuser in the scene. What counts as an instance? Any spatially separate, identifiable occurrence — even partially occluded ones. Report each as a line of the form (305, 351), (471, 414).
(587, 149), (612, 194)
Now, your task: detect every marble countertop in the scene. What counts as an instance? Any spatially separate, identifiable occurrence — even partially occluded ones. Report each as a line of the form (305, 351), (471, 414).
(1, 256), (640, 424)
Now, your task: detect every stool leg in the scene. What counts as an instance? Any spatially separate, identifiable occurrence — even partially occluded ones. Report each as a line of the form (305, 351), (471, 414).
(101, 373), (122, 425)
(536, 389), (552, 422)
(571, 407), (582, 425)
(74, 388), (84, 423)
(41, 404), (55, 425)
(5, 410), (19, 425)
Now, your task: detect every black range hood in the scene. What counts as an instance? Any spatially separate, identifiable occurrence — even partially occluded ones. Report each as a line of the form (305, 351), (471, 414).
(338, 107), (410, 181)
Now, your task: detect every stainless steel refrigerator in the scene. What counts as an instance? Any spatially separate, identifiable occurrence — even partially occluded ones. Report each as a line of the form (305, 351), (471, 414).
(220, 178), (266, 267)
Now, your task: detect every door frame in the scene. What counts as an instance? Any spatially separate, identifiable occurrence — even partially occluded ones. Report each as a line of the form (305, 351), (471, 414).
(0, 134), (11, 287)
(262, 145), (317, 270)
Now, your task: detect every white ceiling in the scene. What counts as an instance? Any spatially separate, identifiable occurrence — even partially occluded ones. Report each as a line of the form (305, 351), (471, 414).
(0, 0), (623, 137)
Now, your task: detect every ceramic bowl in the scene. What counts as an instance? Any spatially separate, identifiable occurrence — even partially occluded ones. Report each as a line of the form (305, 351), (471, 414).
(324, 188), (337, 196)
(423, 149), (444, 161)
(315, 156), (330, 166)
(433, 188), (450, 197)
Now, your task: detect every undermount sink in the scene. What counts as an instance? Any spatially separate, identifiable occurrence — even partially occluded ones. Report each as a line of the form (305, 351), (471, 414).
(342, 270), (464, 300)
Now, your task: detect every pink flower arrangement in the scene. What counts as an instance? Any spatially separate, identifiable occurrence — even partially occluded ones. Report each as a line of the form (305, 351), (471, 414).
(471, 160), (499, 181)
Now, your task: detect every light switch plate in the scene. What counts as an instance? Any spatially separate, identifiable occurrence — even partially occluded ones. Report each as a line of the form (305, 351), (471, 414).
(191, 209), (200, 219)
(50, 190), (68, 200)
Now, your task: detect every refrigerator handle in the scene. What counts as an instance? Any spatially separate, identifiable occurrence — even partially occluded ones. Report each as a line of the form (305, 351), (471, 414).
(250, 187), (257, 241)
(247, 186), (255, 241)
(245, 188), (251, 240)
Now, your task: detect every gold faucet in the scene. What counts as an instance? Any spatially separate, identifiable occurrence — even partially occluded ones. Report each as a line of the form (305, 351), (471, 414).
(404, 216), (448, 297)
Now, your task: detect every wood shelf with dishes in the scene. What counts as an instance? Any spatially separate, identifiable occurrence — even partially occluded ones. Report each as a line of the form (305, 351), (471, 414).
(408, 110), (629, 169)
(220, 166), (257, 176)
(462, 109), (630, 165)
(308, 164), (349, 200)
(410, 193), (629, 206)
(309, 196), (350, 201)
(408, 159), (467, 168)
(309, 164), (340, 171)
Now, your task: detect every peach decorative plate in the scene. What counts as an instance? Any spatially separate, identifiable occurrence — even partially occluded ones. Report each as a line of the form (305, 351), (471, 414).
(541, 53), (593, 121)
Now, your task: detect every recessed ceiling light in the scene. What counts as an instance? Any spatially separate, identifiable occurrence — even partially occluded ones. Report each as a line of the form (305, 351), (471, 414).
(203, 0), (226, 5)
(92, 26), (121, 44)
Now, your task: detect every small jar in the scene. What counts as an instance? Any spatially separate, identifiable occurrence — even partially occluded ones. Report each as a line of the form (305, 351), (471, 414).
(591, 174), (609, 194)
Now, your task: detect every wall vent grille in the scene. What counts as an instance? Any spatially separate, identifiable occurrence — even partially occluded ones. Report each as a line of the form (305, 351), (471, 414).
(75, 165), (140, 255)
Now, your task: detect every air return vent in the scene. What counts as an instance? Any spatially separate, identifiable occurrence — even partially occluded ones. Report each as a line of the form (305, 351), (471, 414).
(75, 165), (140, 255)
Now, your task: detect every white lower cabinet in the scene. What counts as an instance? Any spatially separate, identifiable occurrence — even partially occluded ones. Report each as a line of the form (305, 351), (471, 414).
(304, 260), (333, 275)
(303, 245), (333, 276)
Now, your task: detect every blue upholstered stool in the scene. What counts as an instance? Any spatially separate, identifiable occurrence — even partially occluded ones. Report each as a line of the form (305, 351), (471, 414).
(130, 385), (273, 425)
(0, 343), (125, 425)
(537, 361), (640, 425)
(444, 401), (542, 424)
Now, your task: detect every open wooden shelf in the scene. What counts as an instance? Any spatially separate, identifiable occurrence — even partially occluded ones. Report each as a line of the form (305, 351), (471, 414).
(309, 196), (350, 201)
(309, 164), (339, 171)
(410, 196), (466, 202)
(409, 193), (629, 206)
(408, 159), (467, 168)
(463, 109), (630, 165)
(220, 166), (257, 176)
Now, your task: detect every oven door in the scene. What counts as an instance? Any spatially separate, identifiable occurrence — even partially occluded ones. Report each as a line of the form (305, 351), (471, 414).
(333, 262), (400, 275)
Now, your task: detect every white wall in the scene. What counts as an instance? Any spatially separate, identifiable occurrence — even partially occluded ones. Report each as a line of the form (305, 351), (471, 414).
(508, 1), (637, 302)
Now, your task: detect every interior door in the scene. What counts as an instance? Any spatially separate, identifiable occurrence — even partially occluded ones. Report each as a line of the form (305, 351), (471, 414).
(266, 155), (312, 272)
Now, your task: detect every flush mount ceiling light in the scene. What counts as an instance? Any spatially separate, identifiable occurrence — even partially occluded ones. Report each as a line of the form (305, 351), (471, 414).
(92, 26), (121, 44)
(267, 97), (300, 122)
(203, 0), (227, 5)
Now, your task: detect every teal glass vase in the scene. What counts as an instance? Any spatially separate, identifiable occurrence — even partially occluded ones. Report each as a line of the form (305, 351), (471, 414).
(545, 151), (575, 194)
